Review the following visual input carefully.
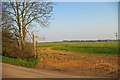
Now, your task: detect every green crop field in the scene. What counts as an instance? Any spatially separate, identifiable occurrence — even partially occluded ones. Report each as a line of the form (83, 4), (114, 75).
(37, 42), (119, 55)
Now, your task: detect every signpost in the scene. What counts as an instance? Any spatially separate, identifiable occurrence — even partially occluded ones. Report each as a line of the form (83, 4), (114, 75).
(32, 34), (39, 58)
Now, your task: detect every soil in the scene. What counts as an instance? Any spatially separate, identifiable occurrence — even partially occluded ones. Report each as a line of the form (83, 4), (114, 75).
(36, 48), (119, 77)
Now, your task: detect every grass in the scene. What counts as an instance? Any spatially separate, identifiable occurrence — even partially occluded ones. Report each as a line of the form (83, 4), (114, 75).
(37, 42), (118, 55)
(0, 56), (1, 62)
(0, 56), (39, 68)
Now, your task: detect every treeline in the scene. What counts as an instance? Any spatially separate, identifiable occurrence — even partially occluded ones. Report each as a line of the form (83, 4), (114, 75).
(63, 40), (118, 42)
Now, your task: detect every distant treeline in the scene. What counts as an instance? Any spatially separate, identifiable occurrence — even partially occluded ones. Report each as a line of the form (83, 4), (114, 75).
(63, 40), (119, 42)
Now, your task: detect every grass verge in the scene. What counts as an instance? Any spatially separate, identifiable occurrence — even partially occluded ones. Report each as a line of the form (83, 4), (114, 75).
(0, 56), (39, 68)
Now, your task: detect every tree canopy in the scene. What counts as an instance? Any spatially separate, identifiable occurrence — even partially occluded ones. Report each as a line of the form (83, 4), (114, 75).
(2, 1), (54, 58)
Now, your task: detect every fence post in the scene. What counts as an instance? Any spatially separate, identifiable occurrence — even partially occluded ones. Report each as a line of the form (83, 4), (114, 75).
(32, 34), (36, 58)
(36, 41), (37, 58)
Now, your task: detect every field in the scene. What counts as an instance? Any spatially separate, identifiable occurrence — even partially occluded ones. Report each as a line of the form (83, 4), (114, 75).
(36, 42), (119, 77)
(37, 42), (118, 55)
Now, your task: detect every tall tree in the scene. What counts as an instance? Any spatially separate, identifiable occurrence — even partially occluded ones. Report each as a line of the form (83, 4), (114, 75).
(2, 1), (53, 53)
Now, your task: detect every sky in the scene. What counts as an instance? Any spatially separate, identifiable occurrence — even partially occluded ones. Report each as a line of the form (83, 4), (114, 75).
(1, 1), (118, 42)
(2, 0), (120, 2)
(32, 2), (118, 42)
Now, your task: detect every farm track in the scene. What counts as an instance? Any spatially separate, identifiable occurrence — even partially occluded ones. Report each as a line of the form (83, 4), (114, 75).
(2, 63), (87, 78)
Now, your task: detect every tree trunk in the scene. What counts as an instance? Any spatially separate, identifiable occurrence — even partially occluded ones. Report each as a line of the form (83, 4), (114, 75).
(22, 19), (26, 46)
(22, 2), (26, 47)
(16, 2), (22, 58)
(18, 29), (22, 58)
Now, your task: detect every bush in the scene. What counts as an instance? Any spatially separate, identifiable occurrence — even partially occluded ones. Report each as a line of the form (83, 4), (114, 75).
(2, 36), (20, 58)
(2, 32), (35, 59)
(2, 29), (39, 67)
(21, 43), (35, 59)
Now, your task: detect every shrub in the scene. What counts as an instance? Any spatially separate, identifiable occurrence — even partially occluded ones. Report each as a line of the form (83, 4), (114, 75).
(2, 31), (35, 59)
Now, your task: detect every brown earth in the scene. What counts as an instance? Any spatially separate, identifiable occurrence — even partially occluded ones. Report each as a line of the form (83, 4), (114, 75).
(36, 48), (119, 77)
(2, 63), (84, 78)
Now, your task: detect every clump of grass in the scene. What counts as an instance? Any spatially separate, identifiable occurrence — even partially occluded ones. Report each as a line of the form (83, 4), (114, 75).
(2, 56), (39, 68)
(0, 56), (2, 62)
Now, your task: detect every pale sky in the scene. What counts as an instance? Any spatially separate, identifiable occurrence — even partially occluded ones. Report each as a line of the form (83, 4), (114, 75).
(33, 2), (118, 42)
(1, 1), (118, 42)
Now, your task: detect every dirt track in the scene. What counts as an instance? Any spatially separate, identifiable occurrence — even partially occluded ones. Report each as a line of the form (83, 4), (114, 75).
(2, 63), (89, 78)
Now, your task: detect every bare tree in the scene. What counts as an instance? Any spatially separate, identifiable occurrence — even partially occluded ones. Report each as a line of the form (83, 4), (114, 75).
(2, 1), (53, 54)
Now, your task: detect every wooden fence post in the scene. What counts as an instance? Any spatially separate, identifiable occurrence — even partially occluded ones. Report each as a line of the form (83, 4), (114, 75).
(32, 34), (39, 58)
(36, 41), (38, 58)
(32, 34), (36, 58)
